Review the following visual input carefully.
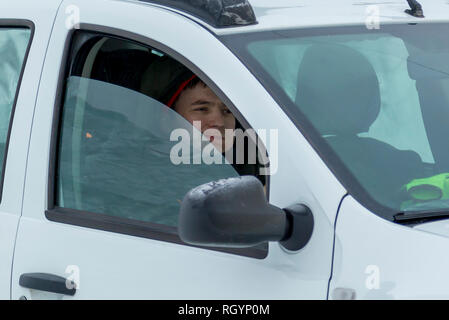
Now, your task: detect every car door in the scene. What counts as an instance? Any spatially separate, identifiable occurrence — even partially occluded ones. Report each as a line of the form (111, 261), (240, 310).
(11, 0), (346, 299)
(0, 0), (62, 299)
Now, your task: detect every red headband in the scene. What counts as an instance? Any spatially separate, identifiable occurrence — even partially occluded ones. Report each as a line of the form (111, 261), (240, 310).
(166, 74), (197, 108)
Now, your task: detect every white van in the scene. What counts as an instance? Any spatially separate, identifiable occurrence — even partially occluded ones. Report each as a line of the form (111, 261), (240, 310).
(1, 0), (449, 300)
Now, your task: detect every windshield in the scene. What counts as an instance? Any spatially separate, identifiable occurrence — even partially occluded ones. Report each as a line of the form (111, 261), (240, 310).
(220, 23), (449, 220)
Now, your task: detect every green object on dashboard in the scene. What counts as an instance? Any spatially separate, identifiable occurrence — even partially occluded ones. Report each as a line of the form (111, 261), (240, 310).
(406, 173), (449, 201)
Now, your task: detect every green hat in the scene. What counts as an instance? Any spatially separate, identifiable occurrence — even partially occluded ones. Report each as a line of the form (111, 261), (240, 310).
(406, 173), (449, 201)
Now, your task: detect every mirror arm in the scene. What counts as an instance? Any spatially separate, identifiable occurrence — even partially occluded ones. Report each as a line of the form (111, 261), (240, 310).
(279, 204), (314, 251)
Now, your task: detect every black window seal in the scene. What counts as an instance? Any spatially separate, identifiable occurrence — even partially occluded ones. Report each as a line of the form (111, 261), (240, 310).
(0, 19), (35, 204)
(46, 23), (269, 260)
(138, 0), (258, 29)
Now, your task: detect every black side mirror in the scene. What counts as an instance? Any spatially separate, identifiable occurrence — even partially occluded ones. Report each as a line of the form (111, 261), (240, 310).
(178, 176), (313, 251)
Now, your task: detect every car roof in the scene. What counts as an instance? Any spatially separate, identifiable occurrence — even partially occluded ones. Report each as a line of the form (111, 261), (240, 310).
(31, 0), (449, 35)
(220, 0), (449, 34)
(129, 0), (449, 35)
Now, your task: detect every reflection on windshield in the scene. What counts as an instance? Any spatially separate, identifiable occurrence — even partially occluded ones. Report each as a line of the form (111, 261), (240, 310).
(221, 24), (449, 218)
(0, 28), (30, 177)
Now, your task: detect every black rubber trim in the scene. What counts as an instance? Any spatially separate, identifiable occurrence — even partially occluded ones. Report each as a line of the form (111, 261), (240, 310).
(46, 24), (269, 259)
(19, 272), (76, 296)
(0, 20), (35, 204)
(405, 0), (425, 18)
(139, 0), (258, 28)
(394, 211), (449, 226)
(279, 204), (314, 251)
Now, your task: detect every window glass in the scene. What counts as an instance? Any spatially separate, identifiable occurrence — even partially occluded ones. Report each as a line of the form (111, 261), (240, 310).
(221, 24), (449, 216)
(247, 34), (434, 163)
(56, 33), (266, 228)
(0, 28), (31, 179)
(58, 76), (238, 226)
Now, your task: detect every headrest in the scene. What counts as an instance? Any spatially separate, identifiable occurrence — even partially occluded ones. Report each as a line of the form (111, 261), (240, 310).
(92, 49), (153, 92)
(140, 56), (195, 105)
(296, 44), (380, 135)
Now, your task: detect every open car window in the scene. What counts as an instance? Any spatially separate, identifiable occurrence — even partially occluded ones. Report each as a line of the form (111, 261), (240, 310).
(51, 29), (269, 260)
(57, 76), (239, 226)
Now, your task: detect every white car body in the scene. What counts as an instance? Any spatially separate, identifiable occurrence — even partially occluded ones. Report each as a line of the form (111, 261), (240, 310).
(0, 0), (448, 299)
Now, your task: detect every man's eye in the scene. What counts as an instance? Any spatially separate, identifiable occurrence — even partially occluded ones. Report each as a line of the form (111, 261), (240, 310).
(194, 107), (208, 112)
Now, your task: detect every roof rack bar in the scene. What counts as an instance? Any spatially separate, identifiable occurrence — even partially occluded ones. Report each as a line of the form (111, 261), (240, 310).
(405, 0), (424, 18)
(140, 0), (258, 28)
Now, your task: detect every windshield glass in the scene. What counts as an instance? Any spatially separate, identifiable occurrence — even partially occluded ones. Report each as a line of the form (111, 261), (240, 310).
(220, 23), (449, 220)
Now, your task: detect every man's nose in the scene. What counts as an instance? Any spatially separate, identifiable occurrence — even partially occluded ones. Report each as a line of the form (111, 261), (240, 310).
(207, 108), (225, 128)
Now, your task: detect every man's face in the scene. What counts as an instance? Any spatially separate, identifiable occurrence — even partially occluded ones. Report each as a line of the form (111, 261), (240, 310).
(174, 83), (235, 152)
